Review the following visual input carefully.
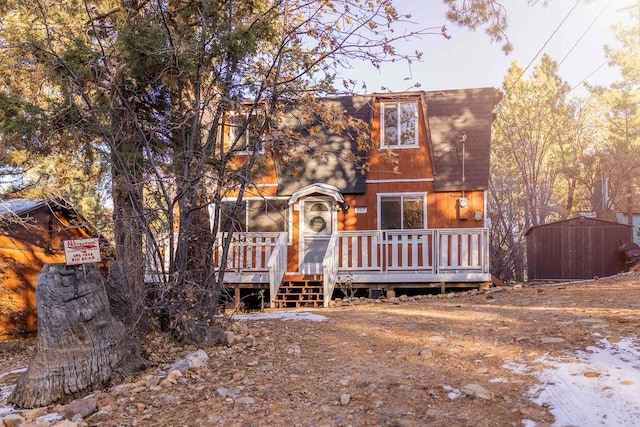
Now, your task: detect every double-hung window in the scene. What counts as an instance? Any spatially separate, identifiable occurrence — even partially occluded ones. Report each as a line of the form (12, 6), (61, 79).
(378, 193), (426, 230)
(220, 199), (287, 232)
(228, 112), (265, 154)
(380, 100), (418, 148)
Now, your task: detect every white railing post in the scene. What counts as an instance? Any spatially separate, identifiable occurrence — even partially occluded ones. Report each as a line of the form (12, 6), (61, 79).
(267, 232), (288, 307)
(322, 233), (339, 307)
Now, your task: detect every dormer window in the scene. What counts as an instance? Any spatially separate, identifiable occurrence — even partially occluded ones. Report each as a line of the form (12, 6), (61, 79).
(380, 100), (418, 149)
(228, 111), (265, 154)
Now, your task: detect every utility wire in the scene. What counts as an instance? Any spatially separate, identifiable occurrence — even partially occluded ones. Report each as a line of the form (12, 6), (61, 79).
(569, 59), (609, 93)
(504, 0), (581, 98)
(558, 0), (615, 68)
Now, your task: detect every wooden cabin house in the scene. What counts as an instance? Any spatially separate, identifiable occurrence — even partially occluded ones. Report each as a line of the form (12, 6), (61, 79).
(0, 198), (109, 338)
(214, 87), (502, 308)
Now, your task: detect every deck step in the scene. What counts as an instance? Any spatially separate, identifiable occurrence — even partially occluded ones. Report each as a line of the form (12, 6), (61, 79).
(274, 278), (324, 309)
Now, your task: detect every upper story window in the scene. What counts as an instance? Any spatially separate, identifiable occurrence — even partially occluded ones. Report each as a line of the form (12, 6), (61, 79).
(378, 193), (426, 230)
(380, 100), (418, 149)
(228, 111), (265, 154)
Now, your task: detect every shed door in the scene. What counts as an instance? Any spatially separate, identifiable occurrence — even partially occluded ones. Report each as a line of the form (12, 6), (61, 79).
(300, 200), (333, 274)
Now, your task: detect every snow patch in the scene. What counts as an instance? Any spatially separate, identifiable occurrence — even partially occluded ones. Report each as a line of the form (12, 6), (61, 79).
(231, 311), (327, 322)
(531, 337), (640, 427)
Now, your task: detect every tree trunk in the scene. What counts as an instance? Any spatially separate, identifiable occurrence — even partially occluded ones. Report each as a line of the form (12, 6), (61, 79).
(8, 263), (145, 409)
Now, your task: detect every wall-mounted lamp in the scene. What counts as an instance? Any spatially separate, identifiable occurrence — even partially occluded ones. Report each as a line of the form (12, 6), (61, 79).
(336, 203), (349, 212)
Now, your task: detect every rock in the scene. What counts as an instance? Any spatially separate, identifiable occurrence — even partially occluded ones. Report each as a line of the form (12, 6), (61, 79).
(63, 396), (98, 420)
(20, 420), (54, 427)
(418, 348), (432, 357)
(2, 413), (26, 427)
(259, 363), (275, 372)
(161, 394), (176, 403)
(216, 387), (231, 398)
(225, 331), (239, 347)
(184, 349), (209, 369)
(339, 393), (351, 405)
(398, 294), (409, 302)
(540, 337), (565, 343)
(167, 349), (209, 374)
(180, 320), (226, 346)
(387, 297), (400, 304)
(22, 407), (48, 420)
(167, 369), (183, 382)
(52, 420), (78, 427)
(234, 396), (255, 404)
(460, 383), (493, 400)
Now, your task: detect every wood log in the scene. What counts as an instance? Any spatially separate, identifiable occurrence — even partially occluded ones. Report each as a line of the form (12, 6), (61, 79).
(8, 263), (145, 408)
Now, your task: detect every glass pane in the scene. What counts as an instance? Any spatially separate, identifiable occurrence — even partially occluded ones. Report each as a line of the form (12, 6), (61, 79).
(399, 102), (417, 146)
(403, 197), (424, 229)
(246, 114), (263, 152)
(380, 197), (402, 229)
(383, 103), (398, 147)
(221, 201), (246, 232)
(247, 200), (287, 232)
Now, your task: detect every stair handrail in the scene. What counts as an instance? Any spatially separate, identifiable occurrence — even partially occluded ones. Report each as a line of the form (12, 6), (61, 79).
(322, 232), (339, 307)
(267, 232), (288, 307)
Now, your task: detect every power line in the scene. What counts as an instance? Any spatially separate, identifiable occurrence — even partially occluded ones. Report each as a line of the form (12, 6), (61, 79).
(558, 0), (615, 68)
(569, 59), (609, 93)
(504, 0), (581, 98)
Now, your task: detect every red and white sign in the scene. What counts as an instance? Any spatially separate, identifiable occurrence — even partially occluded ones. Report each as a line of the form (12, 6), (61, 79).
(64, 238), (102, 265)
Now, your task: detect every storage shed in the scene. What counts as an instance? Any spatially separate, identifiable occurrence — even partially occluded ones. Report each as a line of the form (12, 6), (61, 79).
(0, 198), (110, 338)
(525, 217), (632, 281)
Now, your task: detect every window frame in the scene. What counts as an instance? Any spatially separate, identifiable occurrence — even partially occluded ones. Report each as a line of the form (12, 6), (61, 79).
(380, 100), (419, 149)
(228, 111), (266, 154)
(219, 198), (289, 233)
(377, 192), (427, 230)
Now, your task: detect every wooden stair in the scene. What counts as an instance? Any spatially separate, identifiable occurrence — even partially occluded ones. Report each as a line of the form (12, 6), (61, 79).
(273, 275), (324, 308)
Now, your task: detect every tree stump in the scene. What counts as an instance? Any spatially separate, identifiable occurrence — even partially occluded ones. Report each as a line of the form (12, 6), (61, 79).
(8, 263), (146, 408)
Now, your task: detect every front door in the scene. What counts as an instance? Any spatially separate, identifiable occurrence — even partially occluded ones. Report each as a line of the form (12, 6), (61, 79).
(300, 199), (334, 274)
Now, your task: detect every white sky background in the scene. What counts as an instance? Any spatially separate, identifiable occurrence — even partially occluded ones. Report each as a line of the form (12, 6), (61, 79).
(339, 0), (638, 95)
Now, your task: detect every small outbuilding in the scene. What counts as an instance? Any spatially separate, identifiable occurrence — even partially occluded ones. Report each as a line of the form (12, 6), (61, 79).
(0, 198), (110, 338)
(525, 217), (632, 281)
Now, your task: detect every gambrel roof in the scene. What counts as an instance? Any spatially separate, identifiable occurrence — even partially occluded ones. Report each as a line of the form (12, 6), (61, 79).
(425, 87), (502, 192)
(274, 87), (501, 195)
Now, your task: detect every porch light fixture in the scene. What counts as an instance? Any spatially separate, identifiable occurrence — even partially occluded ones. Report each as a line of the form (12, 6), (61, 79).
(336, 203), (349, 212)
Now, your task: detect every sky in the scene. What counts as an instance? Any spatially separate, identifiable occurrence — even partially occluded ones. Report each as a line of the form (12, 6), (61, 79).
(340, 0), (638, 95)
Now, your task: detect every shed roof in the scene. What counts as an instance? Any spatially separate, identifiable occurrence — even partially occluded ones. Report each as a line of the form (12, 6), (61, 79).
(525, 217), (632, 236)
(0, 198), (45, 217)
(0, 198), (102, 237)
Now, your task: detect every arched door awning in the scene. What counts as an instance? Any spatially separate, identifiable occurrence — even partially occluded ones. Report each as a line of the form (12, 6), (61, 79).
(288, 183), (344, 206)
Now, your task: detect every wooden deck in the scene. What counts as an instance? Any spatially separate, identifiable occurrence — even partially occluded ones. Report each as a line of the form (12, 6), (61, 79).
(216, 228), (491, 307)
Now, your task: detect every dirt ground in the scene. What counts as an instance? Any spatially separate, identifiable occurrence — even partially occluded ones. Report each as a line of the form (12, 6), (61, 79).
(1, 271), (640, 427)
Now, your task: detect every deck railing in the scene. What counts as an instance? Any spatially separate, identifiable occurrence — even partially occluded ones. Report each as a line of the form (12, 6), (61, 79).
(214, 232), (282, 272)
(336, 228), (488, 274)
(218, 228), (489, 307)
(322, 233), (340, 307)
(267, 232), (288, 306)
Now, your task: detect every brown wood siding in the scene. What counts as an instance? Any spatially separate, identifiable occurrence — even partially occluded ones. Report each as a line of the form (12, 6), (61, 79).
(0, 207), (96, 338)
(428, 191), (485, 228)
(526, 218), (631, 280)
(367, 98), (434, 182)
